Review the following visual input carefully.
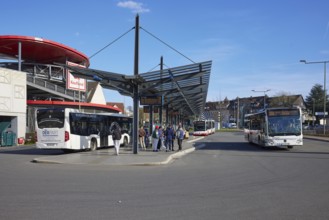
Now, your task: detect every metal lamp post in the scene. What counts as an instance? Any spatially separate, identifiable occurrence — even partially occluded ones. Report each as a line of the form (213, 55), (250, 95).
(251, 89), (270, 109)
(300, 59), (328, 135)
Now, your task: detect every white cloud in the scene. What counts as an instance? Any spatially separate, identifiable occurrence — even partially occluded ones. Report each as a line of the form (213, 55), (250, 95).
(320, 50), (329, 55)
(117, 1), (150, 13)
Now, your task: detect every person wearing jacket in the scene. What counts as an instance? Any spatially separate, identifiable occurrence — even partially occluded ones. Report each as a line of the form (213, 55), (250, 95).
(157, 126), (165, 151)
(176, 126), (185, 151)
(139, 126), (146, 150)
(112, 125), (122, 155)
(152, 126), (159, 152)
(165, 125), (174, 152)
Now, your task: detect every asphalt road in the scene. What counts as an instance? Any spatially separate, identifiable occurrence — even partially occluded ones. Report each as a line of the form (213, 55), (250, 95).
(0, 132), (329, 220)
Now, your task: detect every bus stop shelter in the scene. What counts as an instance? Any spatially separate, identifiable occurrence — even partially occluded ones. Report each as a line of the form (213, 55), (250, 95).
(65, 60), (212, 153)
(65, 61), (211, 116)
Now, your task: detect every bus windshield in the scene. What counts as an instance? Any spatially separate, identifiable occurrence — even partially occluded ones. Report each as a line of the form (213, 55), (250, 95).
(36, 108), (65, 129)
(194, 121), (205, 131)
(268, 115), (301, 136)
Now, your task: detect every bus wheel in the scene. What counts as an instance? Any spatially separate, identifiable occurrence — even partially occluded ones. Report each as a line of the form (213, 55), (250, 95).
(122, 137), (128, 148)
(90, 139), (97, 151)
(287, 145), (293, 149)
(258, 136), (262, 145)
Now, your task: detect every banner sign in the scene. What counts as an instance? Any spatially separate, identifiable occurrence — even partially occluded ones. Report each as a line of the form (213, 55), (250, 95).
(66, 61), (87, 92)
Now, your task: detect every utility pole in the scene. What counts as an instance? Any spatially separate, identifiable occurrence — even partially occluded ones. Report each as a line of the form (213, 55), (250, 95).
(159, 56), (163, 125)
(133, 14), (140, 154)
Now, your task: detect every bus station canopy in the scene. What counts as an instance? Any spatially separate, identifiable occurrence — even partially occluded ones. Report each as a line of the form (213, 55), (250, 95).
(65, 60), (212, 116)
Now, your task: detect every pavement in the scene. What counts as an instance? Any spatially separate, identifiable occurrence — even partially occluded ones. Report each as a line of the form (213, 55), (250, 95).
(31, 134), (329, 166)
(32, 136), (205, 166)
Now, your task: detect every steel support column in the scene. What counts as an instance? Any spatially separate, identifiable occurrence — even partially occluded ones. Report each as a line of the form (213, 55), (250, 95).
(133, 14), (140, 154)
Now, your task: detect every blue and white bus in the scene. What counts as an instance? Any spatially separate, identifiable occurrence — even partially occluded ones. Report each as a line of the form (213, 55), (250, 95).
(244, 107), (303, 149)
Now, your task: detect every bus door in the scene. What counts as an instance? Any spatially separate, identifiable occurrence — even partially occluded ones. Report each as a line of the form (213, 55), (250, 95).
(99, 116), (108, 147)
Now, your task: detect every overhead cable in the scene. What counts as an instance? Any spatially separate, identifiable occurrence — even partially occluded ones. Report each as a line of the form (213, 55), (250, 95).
(89, 27), (135, 59)
(140, 27), (196, 64)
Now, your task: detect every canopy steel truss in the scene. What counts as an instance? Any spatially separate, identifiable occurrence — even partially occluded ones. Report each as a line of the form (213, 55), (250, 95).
(65, 60), (212, 117)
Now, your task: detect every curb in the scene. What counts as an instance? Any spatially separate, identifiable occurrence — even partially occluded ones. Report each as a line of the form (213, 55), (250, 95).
(31, 147), (198, 166)
(115, 147), (197, 166)
(303, 136), (329, 142)
(31, 137), (204, 166)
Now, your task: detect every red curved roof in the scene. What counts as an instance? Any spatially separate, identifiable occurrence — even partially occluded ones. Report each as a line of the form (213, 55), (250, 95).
(0, 35), (90, 67)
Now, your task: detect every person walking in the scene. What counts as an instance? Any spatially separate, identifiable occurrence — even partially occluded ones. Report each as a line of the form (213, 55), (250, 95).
(152, 126), (159, 152)
(177, 126), (185, 151)
(112, 125), (122, 155)
(139, 126), (146, 150)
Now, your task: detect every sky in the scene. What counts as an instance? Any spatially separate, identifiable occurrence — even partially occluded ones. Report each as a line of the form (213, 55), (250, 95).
(1, 0), (329, 107)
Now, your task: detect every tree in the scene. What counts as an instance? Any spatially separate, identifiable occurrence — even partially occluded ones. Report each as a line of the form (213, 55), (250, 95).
(268, 95), (295, 107)
(305, 84), (329, 114)
(274, 91), (292, 97)
(268, 92), (299, 107)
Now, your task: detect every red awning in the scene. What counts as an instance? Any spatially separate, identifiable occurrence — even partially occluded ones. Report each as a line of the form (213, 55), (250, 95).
(0, 35), (89, 67)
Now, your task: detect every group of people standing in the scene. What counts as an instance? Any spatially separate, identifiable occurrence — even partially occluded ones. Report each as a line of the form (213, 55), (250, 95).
(148, 124), (185, 152)
(114, 124), (186, 156)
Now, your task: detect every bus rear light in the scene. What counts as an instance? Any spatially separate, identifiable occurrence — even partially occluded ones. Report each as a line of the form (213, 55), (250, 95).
(65, 131), (70, 142)
(35, 132), (37, 142)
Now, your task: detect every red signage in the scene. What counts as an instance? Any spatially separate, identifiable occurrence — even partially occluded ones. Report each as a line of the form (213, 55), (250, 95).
(66, 61), (87, 92)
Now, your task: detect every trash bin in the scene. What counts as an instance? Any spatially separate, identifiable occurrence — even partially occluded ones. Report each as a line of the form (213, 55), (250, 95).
(18, 137), (25, 145)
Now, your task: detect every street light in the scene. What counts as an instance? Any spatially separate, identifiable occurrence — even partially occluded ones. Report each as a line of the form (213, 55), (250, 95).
(251, 89), (271, 108)
(300, 59), (328, 135)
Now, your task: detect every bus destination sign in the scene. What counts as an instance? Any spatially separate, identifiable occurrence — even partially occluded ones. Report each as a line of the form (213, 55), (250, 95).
(140, 96), (162, 105)
(268, 109), (299, 116)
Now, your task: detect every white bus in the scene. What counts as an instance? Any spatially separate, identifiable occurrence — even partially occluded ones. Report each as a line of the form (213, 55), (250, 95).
(244, 107), (303, 149)
(193, 120), (215, 136)
(35, 108), (132, 151)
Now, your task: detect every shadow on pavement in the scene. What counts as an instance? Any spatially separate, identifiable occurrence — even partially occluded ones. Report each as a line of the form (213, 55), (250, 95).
(195, 140), (329, 156)
(0, 146), (68, 156)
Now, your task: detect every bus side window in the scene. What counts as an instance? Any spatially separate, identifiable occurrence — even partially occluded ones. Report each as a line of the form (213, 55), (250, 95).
(260, 120), (265, 133)
(244, 121), (250, 129)
(252, 120), (260, 130)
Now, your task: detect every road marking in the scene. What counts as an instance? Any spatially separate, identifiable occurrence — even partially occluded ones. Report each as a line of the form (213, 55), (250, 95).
(187, 136), (204, 143)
